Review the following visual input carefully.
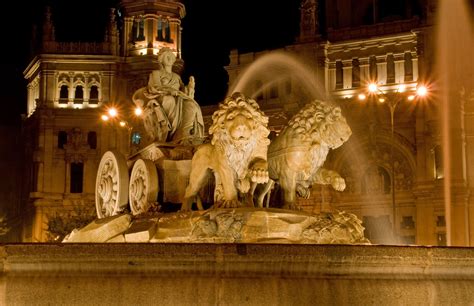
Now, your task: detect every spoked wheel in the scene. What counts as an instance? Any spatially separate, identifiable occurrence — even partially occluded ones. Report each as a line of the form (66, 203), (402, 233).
(129, 159), (159, 215)
(95, 150), (129, 218)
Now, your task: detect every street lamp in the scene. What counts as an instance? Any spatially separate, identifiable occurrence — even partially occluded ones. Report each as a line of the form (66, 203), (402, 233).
(101, 105), (143, 153)
(359, 83), (428, 243)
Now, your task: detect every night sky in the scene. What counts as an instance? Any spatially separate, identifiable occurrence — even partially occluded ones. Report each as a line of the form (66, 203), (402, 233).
(0, 0), (299, 125)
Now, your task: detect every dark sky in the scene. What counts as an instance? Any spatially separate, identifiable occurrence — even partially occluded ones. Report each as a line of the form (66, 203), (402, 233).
(0, 0), (299, 125)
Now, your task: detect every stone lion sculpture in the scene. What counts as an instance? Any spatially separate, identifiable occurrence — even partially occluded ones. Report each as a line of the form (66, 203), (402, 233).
(264, 100), (352, 210)
(182, 92), (270, 210)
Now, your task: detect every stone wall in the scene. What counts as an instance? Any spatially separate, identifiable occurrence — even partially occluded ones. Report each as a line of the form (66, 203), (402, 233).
(1, 244), (474, 305)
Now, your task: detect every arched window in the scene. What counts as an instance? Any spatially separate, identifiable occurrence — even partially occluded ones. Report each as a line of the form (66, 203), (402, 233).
(87, 131), (97, 149)
(362, 165), (390, 194)
(59, 85), (68, 104)
(133, 19), (145, 41)
(74, 86), (84, 104)
(58, 131), (68, 149)
(89, 86), (99, 104)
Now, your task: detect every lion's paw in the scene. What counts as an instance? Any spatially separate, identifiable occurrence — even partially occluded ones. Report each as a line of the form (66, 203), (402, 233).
(296, 185), (311, 199)
(331, 176), (346, 191)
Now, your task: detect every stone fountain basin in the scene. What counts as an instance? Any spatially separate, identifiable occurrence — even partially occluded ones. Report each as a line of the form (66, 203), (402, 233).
(2, 243), (474, 305)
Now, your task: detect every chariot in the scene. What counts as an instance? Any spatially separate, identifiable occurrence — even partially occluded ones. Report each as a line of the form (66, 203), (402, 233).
(94, 143), (197, 218)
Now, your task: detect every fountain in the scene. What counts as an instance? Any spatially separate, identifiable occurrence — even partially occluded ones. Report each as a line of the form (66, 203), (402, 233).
(68, 77), (368, 244)
(5, 2), (474, 305)
(437, 0), (474, 246)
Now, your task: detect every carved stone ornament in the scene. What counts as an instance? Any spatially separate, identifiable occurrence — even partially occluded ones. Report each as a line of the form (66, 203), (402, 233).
(95, 150), (129, 218)
(129, 159), (159, 215)
(65, 208), (369, 244)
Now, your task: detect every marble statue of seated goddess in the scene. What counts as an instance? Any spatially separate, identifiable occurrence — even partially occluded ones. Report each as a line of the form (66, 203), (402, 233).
(133, 47), (204, 144)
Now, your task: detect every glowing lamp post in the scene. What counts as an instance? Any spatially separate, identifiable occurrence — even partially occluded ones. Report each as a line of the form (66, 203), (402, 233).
(100, 106), (143, 153)
(359, 83), (428, 243)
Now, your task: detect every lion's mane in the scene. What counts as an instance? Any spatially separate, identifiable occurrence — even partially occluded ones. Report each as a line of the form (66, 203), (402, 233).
(209, 93), (270, 180)
(283, 100), (351, 148)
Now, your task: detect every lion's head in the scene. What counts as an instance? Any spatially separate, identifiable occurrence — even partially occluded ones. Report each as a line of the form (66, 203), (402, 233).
(209, 92), (270, 178)
(209, 92), (270, 147)
(286, 100), (351, 149)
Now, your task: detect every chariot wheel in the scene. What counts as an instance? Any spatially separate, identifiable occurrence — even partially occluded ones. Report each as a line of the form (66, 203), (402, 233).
(95, 150), (129, 218)
(129, 159), (159, 215)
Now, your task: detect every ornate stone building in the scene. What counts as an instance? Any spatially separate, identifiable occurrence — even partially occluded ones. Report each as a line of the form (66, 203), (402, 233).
(22, 0), (187, 242)
(226, 0), (474, 246)
(22, 0), (474, 246)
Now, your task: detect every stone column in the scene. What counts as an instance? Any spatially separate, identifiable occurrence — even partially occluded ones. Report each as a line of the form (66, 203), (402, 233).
(145, 14), (155, 55)
(123, 17), (133, 57)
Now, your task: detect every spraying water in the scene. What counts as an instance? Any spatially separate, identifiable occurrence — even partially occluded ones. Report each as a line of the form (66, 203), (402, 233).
(436, 0), (474, 245)
(228, 51), (327, 102)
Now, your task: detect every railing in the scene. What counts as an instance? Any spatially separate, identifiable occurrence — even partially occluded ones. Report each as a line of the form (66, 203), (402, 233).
(42, 41), (113, 55)
(328, 18), (420, 41)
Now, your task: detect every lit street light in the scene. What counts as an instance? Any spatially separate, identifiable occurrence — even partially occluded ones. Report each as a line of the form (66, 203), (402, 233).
(359, 83), (428, 243)
(100, 105), (143, 153)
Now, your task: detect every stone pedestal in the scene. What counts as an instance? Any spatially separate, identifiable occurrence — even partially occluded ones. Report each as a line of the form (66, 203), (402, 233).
(1, 244), (474, 305)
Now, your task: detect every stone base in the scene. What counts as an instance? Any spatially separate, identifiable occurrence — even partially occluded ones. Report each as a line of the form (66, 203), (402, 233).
(2, 244), (474, 305)
(64, 208), (369, 244)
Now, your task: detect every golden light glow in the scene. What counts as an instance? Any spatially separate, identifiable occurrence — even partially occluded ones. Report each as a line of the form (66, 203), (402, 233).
(368, 83), (378, 93)
(407, 95), (415, 101)
(119, 121), (126, 127)
(398, 84), (406, 93)
(101, 115), (109, 121)
(378, 98), (385, 103)
(134, 107), (143, 116)
(108, 108), (118, 117)
(358, 94), (366, 101)
(417, 85), (428, 97)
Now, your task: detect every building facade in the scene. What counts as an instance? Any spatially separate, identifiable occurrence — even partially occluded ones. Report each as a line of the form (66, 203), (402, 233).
(225, 0), (474, 246)
(22, 1), (187, 242)
(22, 0), (474, 246)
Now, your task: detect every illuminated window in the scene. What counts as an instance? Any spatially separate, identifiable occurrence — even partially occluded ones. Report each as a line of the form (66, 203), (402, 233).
(434, 145), (443, 179)
(369, 56), (377, 81)
(436, 215), (446, 227)
(437, 233), (447, 246)
(89, 86), (99, 104)
(59, 85), (68, 103)
(335, 60), (343, 89)
(404, 52), (413, 82)
(352, 58), (360, 88)
(131, 132), (141, 145)
(386, 54), (395, 84)
(361, 165), (390, 194)
(133, 18), (145, 41)
(400, 216), (415, 229)
(70, 163), (83, 193)
(74, 86), (84, 104)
